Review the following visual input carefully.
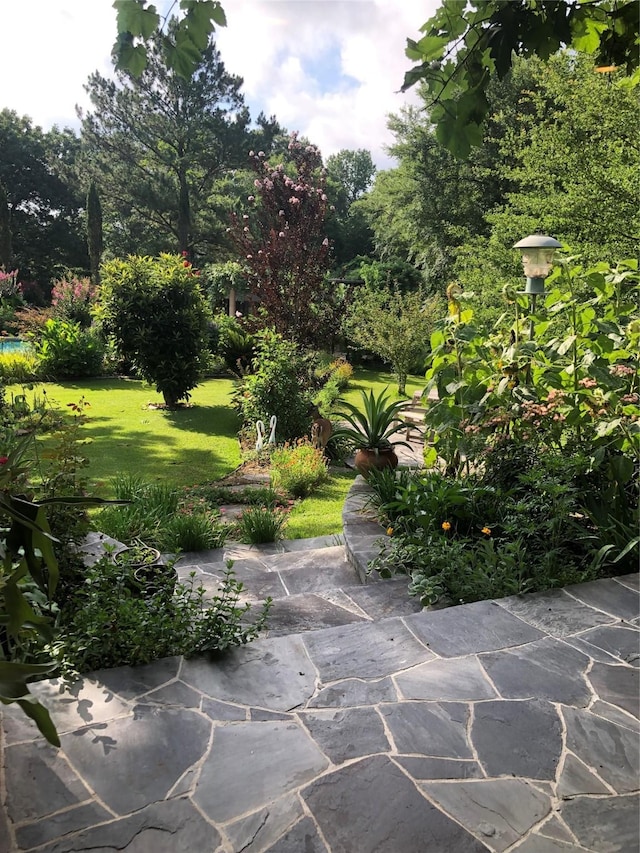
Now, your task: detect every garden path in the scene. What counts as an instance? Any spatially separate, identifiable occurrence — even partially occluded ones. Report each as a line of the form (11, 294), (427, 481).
(0, 469), (638, 852)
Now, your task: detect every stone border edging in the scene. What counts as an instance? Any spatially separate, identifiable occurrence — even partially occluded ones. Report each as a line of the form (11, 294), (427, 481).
(342, 475), (386, 584)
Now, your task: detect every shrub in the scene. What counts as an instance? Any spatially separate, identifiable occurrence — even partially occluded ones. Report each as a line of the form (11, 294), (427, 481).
(52, 559), (271, 673)
(270, 440), (329, 498)
(235, 505), (288, 544)
(99, 254), (211, 407)
(51, 276), (98, 328)
(234, 329), (313, 442)
(0, 351), (38, 383)
(32, 319), (104, 378)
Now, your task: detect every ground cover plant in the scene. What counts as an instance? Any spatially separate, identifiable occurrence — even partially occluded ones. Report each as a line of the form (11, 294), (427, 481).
(368, 257), (639, 606)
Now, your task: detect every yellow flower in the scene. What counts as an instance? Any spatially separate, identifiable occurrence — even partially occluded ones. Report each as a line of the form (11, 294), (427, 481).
(386, 527), (394, 536)
(441, 521), (451, 532)
(482, 526), (492, 536)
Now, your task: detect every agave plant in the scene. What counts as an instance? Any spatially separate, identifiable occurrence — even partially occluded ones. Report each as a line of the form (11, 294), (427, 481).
(332, 388), (412, 454)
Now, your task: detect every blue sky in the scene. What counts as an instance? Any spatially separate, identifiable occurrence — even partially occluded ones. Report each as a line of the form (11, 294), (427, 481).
(1, 0), (439, 169)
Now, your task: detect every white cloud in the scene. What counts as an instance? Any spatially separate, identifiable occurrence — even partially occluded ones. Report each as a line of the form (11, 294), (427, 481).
(0, 0), (439, 167)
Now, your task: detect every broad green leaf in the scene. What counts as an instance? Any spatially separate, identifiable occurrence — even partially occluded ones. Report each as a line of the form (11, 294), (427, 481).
(572, 16), (608, 54)
(113, 1), (160, 38)
(409, 34), (449, 62)
(115, 40), (148, 76)
(558, 335), (577, 356)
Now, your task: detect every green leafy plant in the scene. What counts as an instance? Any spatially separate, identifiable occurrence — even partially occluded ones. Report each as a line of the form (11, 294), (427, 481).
(233, 329), (314, 443)
(32, 319), (104, 379)
(332, 387), (412, 452)
(53, 558), (271, 674)
(99, 253), (211, 407)
(0, 434), (125, 745)
(270, 440), (329, 498)
(235, 505), (288, 544)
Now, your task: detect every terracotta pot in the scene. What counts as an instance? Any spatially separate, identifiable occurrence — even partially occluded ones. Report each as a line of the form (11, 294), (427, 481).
(354, 447), (398, 478)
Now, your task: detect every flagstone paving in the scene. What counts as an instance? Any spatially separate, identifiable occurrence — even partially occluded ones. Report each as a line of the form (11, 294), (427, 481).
(0, 473), (638, 852)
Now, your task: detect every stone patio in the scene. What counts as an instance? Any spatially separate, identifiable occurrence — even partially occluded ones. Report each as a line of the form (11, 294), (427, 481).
(0, 466), (638, 852)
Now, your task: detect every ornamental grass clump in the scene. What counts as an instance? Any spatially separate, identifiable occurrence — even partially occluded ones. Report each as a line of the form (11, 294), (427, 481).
(270, 440), (329, 498)
(235, 505), (289, 544)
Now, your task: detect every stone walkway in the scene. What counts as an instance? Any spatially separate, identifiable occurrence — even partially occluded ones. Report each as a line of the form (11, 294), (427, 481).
(0, 472), (638, 852)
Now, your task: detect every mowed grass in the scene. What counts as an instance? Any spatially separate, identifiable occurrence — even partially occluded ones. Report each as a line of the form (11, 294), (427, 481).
(340, 369), (425, 407)
(8, 377), (242, 496)
(7, 367), (426, 538)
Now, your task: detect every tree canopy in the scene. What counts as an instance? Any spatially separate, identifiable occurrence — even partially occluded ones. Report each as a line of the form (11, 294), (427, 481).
(81, 25), (281, 261)
(403, 0), (639, 157)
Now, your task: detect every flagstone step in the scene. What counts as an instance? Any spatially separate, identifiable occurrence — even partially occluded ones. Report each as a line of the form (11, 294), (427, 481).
(175, 541), (423, 637)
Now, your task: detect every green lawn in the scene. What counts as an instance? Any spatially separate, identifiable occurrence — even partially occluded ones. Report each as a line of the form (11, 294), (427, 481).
(8, 367), (425, 538)
(9, 377), (242, 495)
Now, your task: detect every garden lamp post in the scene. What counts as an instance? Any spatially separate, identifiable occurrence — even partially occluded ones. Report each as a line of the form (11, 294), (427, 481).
(513, 233), (562, 339)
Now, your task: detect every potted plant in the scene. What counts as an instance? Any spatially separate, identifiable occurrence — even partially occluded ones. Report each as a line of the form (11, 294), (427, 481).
(332, 388), (412, 477)
(114, 540), (177, 596)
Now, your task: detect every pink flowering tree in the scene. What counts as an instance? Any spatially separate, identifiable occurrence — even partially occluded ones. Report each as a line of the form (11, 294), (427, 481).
(229, 134), (336, 347)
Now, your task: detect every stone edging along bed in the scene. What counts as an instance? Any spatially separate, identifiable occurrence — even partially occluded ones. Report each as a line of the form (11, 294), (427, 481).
(341, 475), (386, 584)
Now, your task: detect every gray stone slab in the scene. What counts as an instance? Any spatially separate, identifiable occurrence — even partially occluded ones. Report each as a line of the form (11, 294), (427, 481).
(302, 617), (433, 682)
(320, 587), (370, 617)
(184, 563), (287, 601)
(15, 800), (112, 850)
(576, 624), (640, 667)
(511, 836), (587, 852)
(60, 704), (211, 815)
(537, 815), (579, 845)
(342, 579), (424, 619)
(615, 573), (639, 591)
(562, 706), (640, 793)
(590, 699), (640, 733)
(263, 817), (329, 853)
(201, 696), (247, 721)
(395, 755), (484, 780)
(380, 701), (472, 758)
(420, 779), (551, 853)
(588, 662), (639, 717)
(396, 656), (497, 701)
(180, 636), (316, 712)
(225, 795), (304, 853)
(556, 753), (612, 798)
(405, 599), (544, 656)
(261, 544), (348, 571)
(472, 699), (562, 780)
(249, 707), (293, 720)
(0, 802), (9, 853)
(300, 707), (389, 763)
(303, 754), (490, 853)
(91, 657), (181, 701)
(278, 558), (359, 593)
(2, 677), (131, 743)
(143, 680), (202, 708)
(497, 589), (615, 637)
(174, 546), (227, 566)
(281, 534), (343, 551)
(4, 741), (92, 823)
(33, 796), (220, 853)
(193, 721), (329, 823)
(265, 593), (366, 636)
(479, 638), (592, 706)
(307, 676), (398, 708)
(560, 793), (640, 853)
(565, 578), (640, 621)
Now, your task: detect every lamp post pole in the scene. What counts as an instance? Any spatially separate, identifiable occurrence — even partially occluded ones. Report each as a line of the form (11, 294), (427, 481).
(512, 233), (562, 380)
